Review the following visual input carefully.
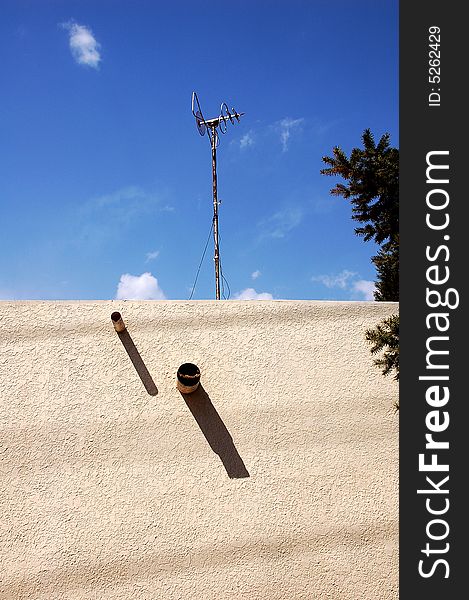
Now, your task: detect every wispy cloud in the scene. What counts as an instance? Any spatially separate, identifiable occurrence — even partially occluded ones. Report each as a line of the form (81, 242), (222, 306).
(231, 116), (332, 157)
(312, 269), (357, 289)
(233, 287), (273, 300)
(258, 206), (303, 240)
(352, 279), (376, 301)
(75, 185), (174, 248)
(145, 250), (160, 263)
(277, 117), (304, 152)
(251, 270), (261, 280)
(312, 269), (376, 300)
(116, 272), (166, 300)
(15, 25), (28, 40)
(61, 21), (101, 69)
(92, 185), (174, 212)
(239, 131), (255, 149)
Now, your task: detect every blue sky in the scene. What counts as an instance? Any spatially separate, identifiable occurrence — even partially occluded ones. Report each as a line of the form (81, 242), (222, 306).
(0, 0), (398, 301)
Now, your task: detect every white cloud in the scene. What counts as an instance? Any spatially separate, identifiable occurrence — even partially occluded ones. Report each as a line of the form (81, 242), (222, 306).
(311, 269), (357, 289)
(61, 21), (101, 69)
(352, 279), (376, 301)
(277, 117), (304, 152)
(116, 272), (166, 300)
(239, 131), (255, 149)
(145, 250), (160, 263)
(251, 270), (261, 280)
(311, 269), (376, 301)
(259, 207), (303, 240)
(233, 287), (273, 300)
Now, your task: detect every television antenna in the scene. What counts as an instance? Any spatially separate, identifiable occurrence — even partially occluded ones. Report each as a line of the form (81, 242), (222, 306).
(191, 91), (244, 300)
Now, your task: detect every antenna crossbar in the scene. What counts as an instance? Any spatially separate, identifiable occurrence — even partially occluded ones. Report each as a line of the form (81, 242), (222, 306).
(202, 112), (245, 127)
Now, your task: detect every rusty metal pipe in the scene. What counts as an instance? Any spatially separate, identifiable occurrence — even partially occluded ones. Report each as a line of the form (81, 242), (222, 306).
(111, 311), (126, 333)
(177, 363), (201, 394)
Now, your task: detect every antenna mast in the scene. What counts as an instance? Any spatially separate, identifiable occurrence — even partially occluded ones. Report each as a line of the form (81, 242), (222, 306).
(191, 92), (244, 300)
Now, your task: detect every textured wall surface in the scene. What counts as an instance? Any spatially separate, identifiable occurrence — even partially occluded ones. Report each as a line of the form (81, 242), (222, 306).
(0, 301), (399, 599)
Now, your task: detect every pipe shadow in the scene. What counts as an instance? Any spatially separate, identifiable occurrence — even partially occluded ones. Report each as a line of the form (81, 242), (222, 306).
(180, 384), (249, 479)
(116, 329), (158, 396)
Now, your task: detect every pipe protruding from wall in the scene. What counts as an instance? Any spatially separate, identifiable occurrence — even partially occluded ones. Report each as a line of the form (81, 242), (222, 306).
(177, 363), (201, 394)
(111, 311), (126, 333)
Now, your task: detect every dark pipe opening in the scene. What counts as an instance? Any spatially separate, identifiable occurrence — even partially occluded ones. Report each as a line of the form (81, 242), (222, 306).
(177, 363), (200, 386)
(111, 311), (126, 333)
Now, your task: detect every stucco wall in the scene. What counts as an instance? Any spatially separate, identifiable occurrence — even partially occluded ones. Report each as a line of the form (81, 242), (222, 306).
(0, 301), (398, 599)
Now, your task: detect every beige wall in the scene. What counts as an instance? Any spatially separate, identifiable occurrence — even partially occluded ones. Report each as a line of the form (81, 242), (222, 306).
(0, 301), (398, 599)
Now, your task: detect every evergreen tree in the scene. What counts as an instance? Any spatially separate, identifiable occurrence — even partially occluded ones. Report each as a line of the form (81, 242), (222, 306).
(373, 235), (399, 302)
(320, 129), (399, 301)
(365, 314), (399, 381)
